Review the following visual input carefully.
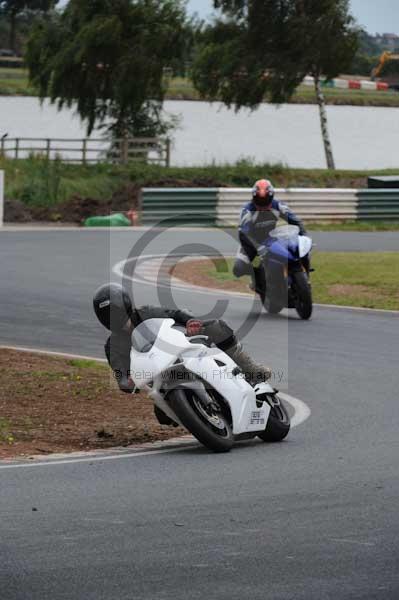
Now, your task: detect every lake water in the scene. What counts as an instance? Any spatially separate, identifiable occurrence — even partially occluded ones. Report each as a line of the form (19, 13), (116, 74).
(0, 96), (398, 169)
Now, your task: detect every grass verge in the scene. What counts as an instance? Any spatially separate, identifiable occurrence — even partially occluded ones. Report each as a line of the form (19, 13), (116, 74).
(307, 221), (399, 231)
(167, 79), (399, 107)
(172, 252), (399, 311)
(2, 70), (399, 107)
(3, 155), (399, 199)
(2, 156), (399, 228)
(0, 349), (185, 459)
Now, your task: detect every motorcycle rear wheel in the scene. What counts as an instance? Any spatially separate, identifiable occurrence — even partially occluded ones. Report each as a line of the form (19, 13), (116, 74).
(168, 388), (233, 453)
(258, 395), (290, 443)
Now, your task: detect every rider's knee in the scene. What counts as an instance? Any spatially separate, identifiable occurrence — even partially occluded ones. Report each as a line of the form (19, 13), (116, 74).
(233, 259), (250, 278)
(202, 319), (236, 350)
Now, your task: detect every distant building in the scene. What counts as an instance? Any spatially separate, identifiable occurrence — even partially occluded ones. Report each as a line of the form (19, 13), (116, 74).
(374, 33), (399, 51)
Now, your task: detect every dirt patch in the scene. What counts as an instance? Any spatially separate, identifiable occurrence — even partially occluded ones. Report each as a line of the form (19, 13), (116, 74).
(0, 349), (186, 459)
(5, 178), (226, 224)
(29, 183), (142, 224)
(4, 184), (142, 224)
(172, 258), (250, 294)
(327, 284), (397, 302)
(4, 198), (33, 222)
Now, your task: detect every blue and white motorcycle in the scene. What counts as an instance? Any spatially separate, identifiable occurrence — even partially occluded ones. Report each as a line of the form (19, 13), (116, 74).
(257, 225), (313, 320)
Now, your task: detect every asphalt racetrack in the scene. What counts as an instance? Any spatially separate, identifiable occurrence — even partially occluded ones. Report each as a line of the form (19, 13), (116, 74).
(1, 228), (398, 600)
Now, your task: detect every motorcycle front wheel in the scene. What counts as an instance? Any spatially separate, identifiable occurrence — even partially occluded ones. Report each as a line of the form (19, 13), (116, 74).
(292, 271), (312, 320)
(168, 388), (233, 453)
(258, 395), (290, 443)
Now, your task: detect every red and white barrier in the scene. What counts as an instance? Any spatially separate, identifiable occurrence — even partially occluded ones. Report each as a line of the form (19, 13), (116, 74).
(302, 76), (390, 92)
(333, 78), (349, 89)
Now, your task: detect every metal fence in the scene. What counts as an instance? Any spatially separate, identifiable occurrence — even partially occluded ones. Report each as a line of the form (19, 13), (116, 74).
(0, 137), (171, 166)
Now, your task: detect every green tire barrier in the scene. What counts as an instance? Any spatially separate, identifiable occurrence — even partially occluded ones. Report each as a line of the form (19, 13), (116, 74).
(141, 188), (218, 226)
(357, 190), (399, 220)
(141, 187), (399, 227)
(84, 213), (131, 227)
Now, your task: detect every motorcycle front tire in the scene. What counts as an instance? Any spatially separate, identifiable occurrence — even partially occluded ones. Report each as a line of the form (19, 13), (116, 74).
(168, 388), (234, 453)
(292, 271), (312, 320)
(258, 396), (291, 443)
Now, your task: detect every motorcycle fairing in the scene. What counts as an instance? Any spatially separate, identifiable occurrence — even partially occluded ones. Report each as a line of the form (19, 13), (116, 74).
(298, 235), (313, 258)
(130, 319), (271, 435)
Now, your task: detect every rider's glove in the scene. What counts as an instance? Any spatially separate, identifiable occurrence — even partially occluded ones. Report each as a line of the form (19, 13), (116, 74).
(186, 319), (204, 337)
(258, 244), (268, 258)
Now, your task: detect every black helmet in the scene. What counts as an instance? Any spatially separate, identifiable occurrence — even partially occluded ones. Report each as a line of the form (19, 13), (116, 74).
(93, 283), (132, 331)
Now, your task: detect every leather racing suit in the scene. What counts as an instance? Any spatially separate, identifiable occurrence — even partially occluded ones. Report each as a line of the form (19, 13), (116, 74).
(233, 198), (306, 280)
(104, 306), (271, 397)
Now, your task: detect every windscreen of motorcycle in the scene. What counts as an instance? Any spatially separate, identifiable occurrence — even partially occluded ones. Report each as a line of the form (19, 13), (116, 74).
(131, 318), (165, 352)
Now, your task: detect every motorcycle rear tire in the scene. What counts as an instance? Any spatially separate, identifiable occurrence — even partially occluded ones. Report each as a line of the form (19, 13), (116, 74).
(168, 388), (233, 453)
(261, 292), (284, 315)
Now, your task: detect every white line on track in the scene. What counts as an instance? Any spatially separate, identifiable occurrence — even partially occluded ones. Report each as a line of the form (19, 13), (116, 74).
(281, 392), (311, 428)
(0, 445), (196, 470)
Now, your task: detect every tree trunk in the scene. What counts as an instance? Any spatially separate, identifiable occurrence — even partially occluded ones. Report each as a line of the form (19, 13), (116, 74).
(314, 73), (335, 170)
(9, 10), (17, 53)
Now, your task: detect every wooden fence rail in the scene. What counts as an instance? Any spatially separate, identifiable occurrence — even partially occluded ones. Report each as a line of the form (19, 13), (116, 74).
(0, 137), (171, 166)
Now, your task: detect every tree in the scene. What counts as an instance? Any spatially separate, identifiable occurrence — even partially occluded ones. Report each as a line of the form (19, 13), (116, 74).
(26, 0), (187, 139)
(192, 0), (358, 170)
(0, 1), (57, 53)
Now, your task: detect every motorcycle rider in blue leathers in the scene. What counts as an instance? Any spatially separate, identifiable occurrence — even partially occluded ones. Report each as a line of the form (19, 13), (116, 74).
(233, 179), (306, 292)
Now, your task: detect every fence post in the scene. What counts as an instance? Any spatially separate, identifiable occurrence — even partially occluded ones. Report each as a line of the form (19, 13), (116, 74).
(0, 136), (5, 158)
(82, 139), (87, 165)
(15, 138), (19, 160)
(46, 139), (51, 160)
(0, 170), (4, 227)
(165, 138), (171, 167)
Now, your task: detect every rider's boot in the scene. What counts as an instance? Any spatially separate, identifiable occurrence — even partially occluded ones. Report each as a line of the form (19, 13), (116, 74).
(224, 342), (272, 384)
(249, 266), (265, 294)
(200, 319), (272, 384)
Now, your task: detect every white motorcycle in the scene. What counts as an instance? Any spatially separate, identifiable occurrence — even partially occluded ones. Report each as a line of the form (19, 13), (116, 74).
(130, 318), (290, 453)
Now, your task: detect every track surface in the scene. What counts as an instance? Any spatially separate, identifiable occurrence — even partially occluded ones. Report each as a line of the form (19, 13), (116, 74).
(1, 229), (399, 600)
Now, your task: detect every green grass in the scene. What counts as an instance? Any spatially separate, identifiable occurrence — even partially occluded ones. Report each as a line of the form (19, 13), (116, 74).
(307, 221), (399, 231)
(312, 252), (399, 310)
(68, 359), (107, 370)
(1, 69), (399, 106)
(1, 157), (125, 206)
(293, 84), (399, 108)
(0, 67), (35, 95)
(165, 78), (399, 107)
(201, 253), (399, 311)
(0, 418), (14, 444)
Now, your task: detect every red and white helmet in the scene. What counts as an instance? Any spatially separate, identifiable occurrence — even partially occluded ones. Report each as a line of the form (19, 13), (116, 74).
(252, 179), (274, 207)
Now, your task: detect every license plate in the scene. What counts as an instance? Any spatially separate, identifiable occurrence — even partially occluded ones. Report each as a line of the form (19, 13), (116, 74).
(249, 410), (266, 426)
